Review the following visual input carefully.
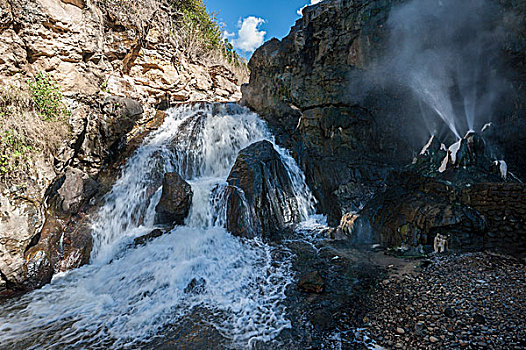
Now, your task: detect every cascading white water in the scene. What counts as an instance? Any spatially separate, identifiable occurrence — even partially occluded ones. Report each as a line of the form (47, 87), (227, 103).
(0, 103), (316, 349)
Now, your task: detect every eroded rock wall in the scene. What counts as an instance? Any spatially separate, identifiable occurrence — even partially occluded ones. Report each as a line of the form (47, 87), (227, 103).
(461, 183), (526, 256)
(360, 176), (526, 257)
(242, 0), (415, 224)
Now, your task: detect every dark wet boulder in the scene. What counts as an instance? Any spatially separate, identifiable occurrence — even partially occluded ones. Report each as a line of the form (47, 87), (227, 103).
(154, 172), (193, 226)
(57, 218), (94, 272)
(298, 271), (325, 294)
(99, 96), (144, 145)
(449, 132), (491, 171)
(21, 213), (93, 292)
(225, 140), (300, 240)
(222, 186), (256, 239)
(22, 248), (54, 292)
(46, 167), (99, 216)
(184, 277), (206, 294)
(134, 229), (164, 246)
(412, 135), (447, 175)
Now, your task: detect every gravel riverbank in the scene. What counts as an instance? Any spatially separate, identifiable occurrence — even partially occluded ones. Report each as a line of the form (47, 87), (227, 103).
(365, 252), (526, 349)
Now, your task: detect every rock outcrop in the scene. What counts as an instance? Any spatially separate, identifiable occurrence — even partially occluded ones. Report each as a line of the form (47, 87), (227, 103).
(154, 172), (193, 226)
(0, 93), (143, 297)
(241, 0), (526, 224)
(351, 173), (526, 257)
(0, 0), (245, 105)
(133, 228), (164, 247)
(241, 0), (417, 224)
(225, 140), (300, 240)
(46, 167), (99, 216)
(346, 133), (526, 257)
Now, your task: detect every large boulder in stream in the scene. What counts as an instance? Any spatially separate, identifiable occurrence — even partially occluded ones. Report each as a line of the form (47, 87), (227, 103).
(155, 172), (193, 226)
(23, 214), (94, 291)
(225, 140), (300, 240)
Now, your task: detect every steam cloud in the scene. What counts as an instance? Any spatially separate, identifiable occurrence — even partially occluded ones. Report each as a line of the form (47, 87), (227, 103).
(379, 0), (509, 140)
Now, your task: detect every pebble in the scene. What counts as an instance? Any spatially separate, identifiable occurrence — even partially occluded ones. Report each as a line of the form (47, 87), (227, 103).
(444, 307), (456, 318)
(473, 313), (485, 324)
(429, 336), (439, 343)
(396, 327), (405, 334)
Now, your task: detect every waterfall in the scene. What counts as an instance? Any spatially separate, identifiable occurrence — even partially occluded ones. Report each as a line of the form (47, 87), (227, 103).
(0, 103), (316, 349)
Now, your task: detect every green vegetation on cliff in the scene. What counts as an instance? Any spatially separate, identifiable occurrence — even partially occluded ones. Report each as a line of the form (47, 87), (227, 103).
(0, 77), (69, 181)
(0, 130), (33, 178)
(28, 72), (70, 122)
(99, 0), (242, 66)
(173, 0), (242, 64)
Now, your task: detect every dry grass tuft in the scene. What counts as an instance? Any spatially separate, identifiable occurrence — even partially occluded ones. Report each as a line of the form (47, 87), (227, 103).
(0, 83), (70, 182)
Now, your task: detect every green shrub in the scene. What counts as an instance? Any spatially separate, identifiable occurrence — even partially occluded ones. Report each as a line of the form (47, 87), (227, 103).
(27, 72), (69, 121)
(171, 0), (243, 64)
(181, 0), (222, 47)
(0, 129), (33, 177)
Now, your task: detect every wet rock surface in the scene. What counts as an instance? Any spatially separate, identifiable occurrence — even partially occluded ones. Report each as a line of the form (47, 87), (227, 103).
(58, 95), (145, 174)
(133, 228), (164, 247)
(149, 229), (383, 350)
(297, 271), (325, 294)
(366, 252), (526, 349)
(183, 277), (206, 295)
(226, 140), (300, 240)
(46, 167), (99, 216)
(21, 213), (94, 291)
(155, 172), (193, 226)
(264, 234), (383, 349)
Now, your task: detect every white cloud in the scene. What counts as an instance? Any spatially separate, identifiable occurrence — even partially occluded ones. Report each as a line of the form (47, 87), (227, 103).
(231, 16), (266, 53)
(223, 30), (235, 40)
(297, 0), (323, 16)
(221, 21), (235, 41)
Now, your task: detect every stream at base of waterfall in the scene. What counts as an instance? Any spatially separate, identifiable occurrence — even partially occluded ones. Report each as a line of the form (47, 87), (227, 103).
(0, 104), (381, 349)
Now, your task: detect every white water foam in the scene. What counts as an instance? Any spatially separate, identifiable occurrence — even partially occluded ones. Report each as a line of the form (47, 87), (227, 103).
(495, 160), (507, 180)
(0, 103), (315, 349)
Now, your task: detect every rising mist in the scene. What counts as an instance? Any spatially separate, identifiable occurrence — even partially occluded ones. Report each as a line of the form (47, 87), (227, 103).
(380, 0), (510, 141)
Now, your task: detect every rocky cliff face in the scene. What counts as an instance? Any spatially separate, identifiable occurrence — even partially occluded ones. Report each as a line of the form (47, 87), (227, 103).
(0, 0), (244, 104)
(0, 0), (246, 297)
(241, 0), (526, 224)
(349, 131), (526, 257)
(242, 0), (414, 224)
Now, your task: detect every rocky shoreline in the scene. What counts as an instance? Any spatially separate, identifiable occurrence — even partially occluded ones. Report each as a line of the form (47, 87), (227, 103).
(365, 252), (526, 349)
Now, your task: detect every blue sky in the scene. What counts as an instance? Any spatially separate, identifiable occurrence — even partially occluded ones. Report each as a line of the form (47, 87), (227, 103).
(204, 0), (323, 58)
